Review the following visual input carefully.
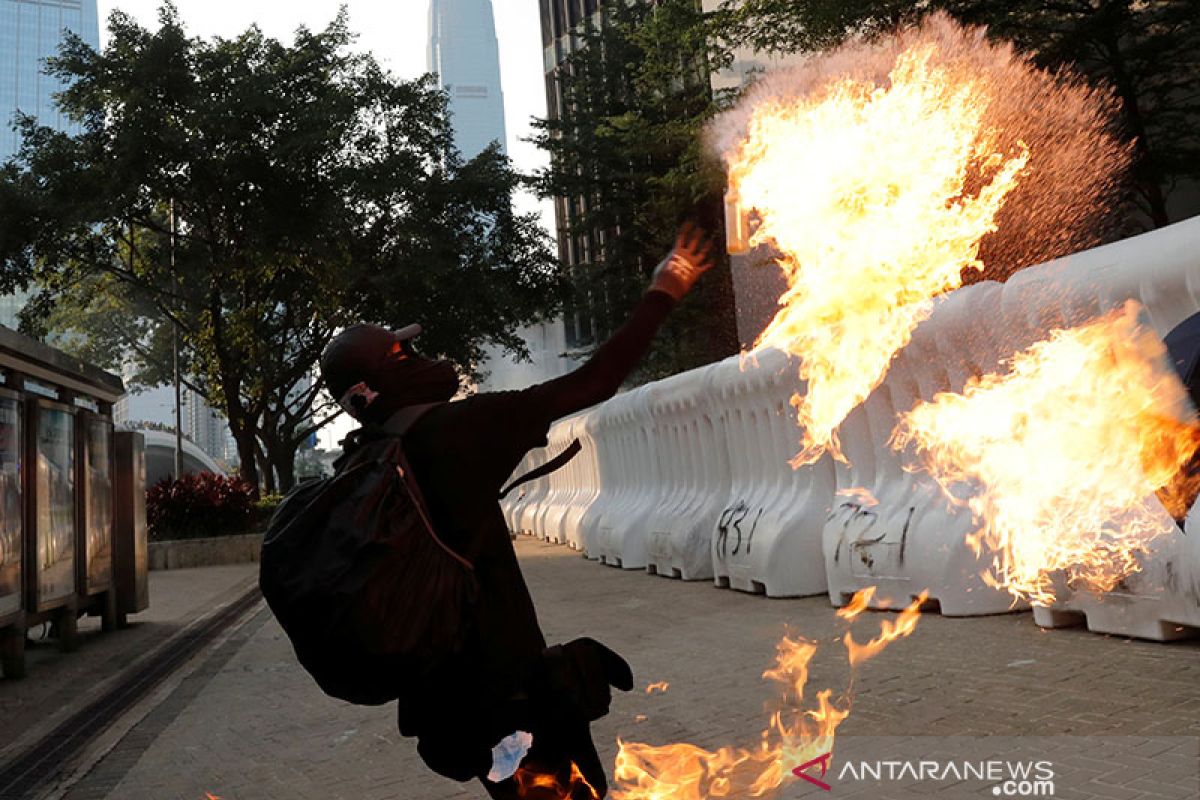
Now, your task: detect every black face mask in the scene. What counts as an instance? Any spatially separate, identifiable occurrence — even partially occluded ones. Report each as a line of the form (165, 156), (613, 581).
(372, 354), (460, 409)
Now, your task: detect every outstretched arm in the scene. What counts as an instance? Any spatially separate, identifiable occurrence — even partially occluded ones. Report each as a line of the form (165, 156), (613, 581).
(531, 222), (718, 422)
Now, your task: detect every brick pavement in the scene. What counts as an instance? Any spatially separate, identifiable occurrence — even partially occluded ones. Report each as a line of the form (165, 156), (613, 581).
(0, 564), (260, 766)
(51, 539), (1200, 800)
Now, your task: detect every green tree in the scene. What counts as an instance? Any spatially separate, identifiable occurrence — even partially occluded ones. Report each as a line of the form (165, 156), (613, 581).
(531, 0), (739, 381)
(717, 0), (1200, 229)
(0, 3), (559, 492)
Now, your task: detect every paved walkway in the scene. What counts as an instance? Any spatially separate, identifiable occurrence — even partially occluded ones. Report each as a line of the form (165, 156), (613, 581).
(1, 564), (260, 768)
(41, 539), (1200, 799)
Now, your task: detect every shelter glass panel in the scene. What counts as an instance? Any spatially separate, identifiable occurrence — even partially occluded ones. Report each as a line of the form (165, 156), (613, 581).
(36, 405), (75, 605)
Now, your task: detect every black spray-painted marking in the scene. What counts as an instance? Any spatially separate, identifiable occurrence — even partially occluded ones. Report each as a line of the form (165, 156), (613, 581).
(898, 506), (916, 567)
(716, 501), (764, 559)
(732, 507), (764, 556)
(830, 502), (878, 565)
(716, 502), (742, 560)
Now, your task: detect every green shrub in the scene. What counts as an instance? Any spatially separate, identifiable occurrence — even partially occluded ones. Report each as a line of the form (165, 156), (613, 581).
(253, 493), (285, 530)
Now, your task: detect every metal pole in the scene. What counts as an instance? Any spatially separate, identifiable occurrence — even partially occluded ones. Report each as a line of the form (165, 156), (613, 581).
(171, 199), (183, 480)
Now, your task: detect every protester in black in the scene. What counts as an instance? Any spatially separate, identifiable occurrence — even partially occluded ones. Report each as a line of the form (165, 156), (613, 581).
(319, 223), (717, 797)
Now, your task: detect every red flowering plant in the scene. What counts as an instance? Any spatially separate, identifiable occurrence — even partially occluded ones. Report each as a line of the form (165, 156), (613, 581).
(146, 472), (257, 541)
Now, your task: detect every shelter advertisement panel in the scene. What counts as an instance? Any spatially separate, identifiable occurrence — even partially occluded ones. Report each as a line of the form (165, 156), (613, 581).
(85, 417), (113, 594)
(36, 405), (75, 606)
(0, 395), (20, 617)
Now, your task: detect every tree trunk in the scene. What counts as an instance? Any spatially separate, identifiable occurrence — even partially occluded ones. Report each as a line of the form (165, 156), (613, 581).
(255, 441), (276, 495)
(231, 425), (260, 497)
(271, 445), (297, 494)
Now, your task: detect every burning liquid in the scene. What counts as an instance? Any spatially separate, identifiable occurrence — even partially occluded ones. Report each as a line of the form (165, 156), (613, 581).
(514, 762), (601, 800)
(610, 591), (925, 800)
(892, 301), (1200, 605)
(710, 13), (1129, 467)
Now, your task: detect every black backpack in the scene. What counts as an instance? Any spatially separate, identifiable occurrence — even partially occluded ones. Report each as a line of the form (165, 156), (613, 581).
(259, 431), (477, 705)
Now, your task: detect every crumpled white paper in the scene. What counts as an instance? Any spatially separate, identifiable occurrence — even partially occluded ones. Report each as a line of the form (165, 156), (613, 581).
(487, 730), (534, 783)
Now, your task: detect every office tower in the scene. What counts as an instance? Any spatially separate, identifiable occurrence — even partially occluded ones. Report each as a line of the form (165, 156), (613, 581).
(429, 0), (574, 391)
(428, 0), (507, 161)
(0, 0), (100, 328)
(538, 0), (600, 350)
(0, 0), (100, 164)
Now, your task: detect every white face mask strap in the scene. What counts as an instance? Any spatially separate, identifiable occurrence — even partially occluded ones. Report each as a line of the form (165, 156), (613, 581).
(339, 381), (380, 416)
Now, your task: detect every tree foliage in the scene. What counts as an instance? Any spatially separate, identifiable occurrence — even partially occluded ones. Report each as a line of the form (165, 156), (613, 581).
(0, 3), (560, 492)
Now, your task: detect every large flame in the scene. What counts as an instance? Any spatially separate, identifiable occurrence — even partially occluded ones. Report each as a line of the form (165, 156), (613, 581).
(610, 590), (923, 800)
(711, 14), (1131, 467)
(893, 301), (1200, 605)
(718, 36), (1027, 465)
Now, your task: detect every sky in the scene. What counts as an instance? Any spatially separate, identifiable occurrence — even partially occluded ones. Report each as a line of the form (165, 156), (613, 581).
(94, 1), (553, 450)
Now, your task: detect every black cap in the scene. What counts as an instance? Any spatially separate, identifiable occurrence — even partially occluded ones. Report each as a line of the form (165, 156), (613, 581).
(320, 323), (421, 402)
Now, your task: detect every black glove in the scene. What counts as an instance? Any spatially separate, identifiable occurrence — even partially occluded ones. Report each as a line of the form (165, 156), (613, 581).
(526, 638), (634, 797)
(541, 637), (635, 722)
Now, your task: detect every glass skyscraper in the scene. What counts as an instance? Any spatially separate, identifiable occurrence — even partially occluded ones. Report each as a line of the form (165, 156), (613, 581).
(0, 0), (99, 326)
(427, 0), (575, 391)
(427, 0), (507, 161)
(0, 0), (100, 164)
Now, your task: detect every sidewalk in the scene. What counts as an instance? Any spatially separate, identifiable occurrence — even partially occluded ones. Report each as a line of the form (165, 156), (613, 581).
(0, 564), (260, 770)
(23, 539), (1200, 799)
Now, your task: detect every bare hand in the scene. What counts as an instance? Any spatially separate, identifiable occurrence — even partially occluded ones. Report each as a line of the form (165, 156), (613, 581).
(649, 222), (717, 301)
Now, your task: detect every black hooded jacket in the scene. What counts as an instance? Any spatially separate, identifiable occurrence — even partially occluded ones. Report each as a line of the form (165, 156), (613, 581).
(387, 290), (675, 771)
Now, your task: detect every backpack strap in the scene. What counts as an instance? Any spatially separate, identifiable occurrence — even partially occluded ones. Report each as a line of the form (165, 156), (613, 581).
(498, 438), (583, 500)
(385, 439), (476, 573)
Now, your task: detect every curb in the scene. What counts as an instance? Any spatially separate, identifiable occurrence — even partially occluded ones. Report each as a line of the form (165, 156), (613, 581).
(149, 534), (264, 571)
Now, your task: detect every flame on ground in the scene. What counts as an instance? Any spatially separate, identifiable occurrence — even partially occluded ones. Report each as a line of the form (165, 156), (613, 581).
(834, 587), (876, 620)
(709, 13), (1130, 467)
(611, 590), (923, 800)
(892, 301), (1200, 605)
(843, 591), (926, 666)
(645, 681), (670, 695)
(515, 761), (600, 800)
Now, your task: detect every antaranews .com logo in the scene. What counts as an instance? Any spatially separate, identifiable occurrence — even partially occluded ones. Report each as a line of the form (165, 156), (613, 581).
(794, 752), (1056, 796)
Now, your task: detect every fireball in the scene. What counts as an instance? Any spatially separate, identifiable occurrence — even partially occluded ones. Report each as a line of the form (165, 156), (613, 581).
(711, 14), (1129, 467)
(892, 301), (1200, 604)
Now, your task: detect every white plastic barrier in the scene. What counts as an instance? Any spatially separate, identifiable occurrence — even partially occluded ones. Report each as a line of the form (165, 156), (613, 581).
(1031, 498), (1200, 641)
(1007, 217), (1200, 639)
(824, 283), (1027, 614)
(591, 386), (660, 568)
(824, 216), (1200, 623)
(575, 406), (618, 559)
(503, 217), (1200, 635)
(641, 364), (726, 580)
(515, 447), (552, 536)
(535, 412), (587, 544)
(499, 448), (535, 532)
(709, 348), (835, 596)
(559, 411), (601, 551)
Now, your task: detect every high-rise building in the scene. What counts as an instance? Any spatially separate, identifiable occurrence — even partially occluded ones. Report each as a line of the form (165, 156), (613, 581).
(0, 0), (100, 329)
(428, 0), (507, 161)
(428, 0), (575, 391)
(0, 0), (99, 164)
(538, 0), (601, 351)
